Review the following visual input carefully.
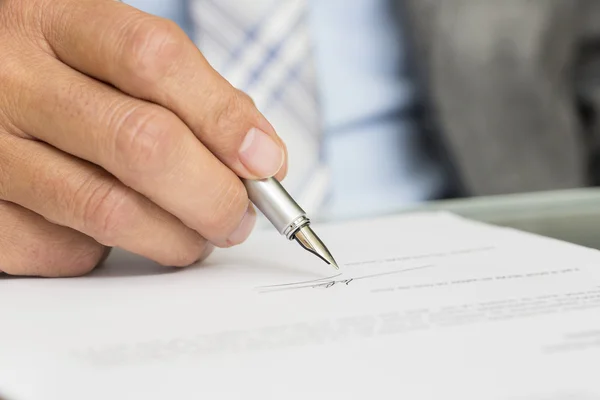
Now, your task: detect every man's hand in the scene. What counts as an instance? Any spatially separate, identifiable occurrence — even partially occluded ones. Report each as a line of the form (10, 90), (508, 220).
(0, 0), (287, 277)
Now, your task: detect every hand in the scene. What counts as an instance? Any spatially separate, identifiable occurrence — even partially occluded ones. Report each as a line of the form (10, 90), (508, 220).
(0, 0), (287, 277)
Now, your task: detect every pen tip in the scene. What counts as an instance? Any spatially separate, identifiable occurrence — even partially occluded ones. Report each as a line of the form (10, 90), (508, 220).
(293, 226), (340, 271)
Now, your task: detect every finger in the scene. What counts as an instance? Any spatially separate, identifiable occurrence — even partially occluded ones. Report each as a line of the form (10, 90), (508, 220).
(6, 53), (255, 247)
(0, 134), (211, 267)
(241, 91), (288, 181)
(0, 200), (106, 277)
(43, 0), (287, 180)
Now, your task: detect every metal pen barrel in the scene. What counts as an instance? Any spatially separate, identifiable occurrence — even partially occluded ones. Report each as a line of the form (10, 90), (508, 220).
(242, 177), (310, 239)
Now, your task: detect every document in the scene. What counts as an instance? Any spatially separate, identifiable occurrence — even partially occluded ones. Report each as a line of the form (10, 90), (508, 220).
(2, 212), (600, 399)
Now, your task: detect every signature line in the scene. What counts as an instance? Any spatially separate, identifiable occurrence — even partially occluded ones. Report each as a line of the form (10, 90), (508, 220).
(257, 273), (343, 288)
(256, 264), (435, 293)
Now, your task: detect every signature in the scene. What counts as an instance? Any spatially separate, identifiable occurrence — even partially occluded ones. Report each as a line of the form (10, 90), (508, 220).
(256, 264), (435, 293)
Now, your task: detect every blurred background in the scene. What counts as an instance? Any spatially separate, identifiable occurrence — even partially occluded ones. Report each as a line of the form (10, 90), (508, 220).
(123, 0), (600, 235)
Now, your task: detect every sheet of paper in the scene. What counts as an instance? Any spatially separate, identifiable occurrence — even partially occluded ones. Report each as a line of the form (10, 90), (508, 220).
(2, 212), (600, 400)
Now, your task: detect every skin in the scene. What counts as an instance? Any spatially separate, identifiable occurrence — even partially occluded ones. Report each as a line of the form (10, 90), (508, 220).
(0, 0), (288, 277)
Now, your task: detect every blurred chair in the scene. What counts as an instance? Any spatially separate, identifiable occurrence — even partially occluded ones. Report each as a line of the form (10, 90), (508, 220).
(401, 0), (600, 198)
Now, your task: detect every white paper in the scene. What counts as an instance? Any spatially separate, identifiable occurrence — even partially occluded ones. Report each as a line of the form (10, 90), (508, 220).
(2, 212), (600, 400)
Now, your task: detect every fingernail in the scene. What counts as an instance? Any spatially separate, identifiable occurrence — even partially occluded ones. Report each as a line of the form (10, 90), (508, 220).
(227, 205), (257, 245)
(239, 128), (284, 178)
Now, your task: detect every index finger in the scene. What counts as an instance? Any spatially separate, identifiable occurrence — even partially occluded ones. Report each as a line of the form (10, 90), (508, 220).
(42, 0), (288, 180)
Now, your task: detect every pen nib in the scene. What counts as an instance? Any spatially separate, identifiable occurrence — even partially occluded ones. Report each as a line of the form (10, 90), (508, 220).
(293, 225), (339, 270)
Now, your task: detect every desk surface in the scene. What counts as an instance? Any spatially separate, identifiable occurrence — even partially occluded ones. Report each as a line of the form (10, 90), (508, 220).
(398, 187), (600, 250)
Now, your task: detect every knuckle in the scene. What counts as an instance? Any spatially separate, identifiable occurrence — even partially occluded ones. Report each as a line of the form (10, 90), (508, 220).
(77, 178), (133, 246)
(235, 90), (256, 107)
(113, 105), (176, 175)
(122, 17), (184, 88)
(204, 178), (248, 237)
(2, 0), (55, 51)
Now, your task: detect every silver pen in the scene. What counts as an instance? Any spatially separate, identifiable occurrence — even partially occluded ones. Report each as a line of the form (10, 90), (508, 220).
(242, 177), (339, 270)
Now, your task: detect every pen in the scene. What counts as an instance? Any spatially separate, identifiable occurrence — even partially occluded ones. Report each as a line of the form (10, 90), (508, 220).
(242, 177), (339, 270)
